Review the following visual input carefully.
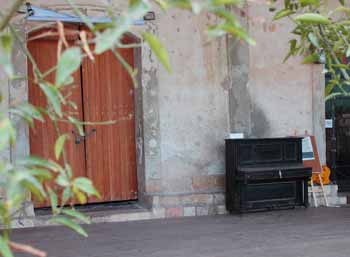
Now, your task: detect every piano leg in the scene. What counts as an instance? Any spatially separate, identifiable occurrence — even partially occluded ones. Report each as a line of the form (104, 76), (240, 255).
(303, 178), (309, 208)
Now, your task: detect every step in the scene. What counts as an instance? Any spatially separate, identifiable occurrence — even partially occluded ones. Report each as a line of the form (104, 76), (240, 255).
(10, 204), (162, 229)
(308, 184), (347, 207)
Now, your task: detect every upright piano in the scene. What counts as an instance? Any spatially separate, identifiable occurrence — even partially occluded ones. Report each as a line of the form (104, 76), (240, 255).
(225, 137), (312, 213)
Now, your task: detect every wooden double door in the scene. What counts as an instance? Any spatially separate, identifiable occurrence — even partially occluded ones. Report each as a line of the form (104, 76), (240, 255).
(28, 26), (138, 207)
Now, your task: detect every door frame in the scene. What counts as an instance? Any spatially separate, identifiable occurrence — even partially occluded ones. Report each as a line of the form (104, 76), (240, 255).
(10, 3), (164, 213)
(17, 22), (149, 210)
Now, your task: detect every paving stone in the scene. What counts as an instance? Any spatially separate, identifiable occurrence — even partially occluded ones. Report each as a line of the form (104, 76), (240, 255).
(11, 208), (350, 257)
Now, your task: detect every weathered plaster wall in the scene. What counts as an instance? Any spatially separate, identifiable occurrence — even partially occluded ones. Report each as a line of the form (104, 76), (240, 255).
(228, 1), (326, 164)
(158, 12), (229, 191)
(0, 0), (327, 221)
(148, 11), (230, 216)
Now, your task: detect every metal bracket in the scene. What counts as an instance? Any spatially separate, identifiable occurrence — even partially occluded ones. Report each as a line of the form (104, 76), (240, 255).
(72, 128), (96, 145)
(26, 2), (34, 16)
(144, 12), (156, 21)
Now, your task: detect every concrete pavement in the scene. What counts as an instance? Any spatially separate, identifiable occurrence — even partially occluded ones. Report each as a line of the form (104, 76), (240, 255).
(11, 207), (350, 257)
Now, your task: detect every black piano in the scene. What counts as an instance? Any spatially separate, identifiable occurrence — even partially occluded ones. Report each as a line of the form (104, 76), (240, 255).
(225, 137), (312, 213)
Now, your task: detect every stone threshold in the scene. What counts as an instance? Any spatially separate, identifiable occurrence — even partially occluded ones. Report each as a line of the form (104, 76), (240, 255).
(11, 203), (165, 229)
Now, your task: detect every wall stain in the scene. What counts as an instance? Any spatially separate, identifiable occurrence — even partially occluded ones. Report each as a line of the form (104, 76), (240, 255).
(251, 105), (270, 137)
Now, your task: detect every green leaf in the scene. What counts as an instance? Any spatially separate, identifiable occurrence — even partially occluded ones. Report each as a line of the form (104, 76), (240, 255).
(55, 174), (70, 187)
(68, 116), (84, 136)
(207, 23), (256, 45)
(50, 216), (88, 237)
(142, 32), (172, 73)
(0, 117), (16, 150)
(95, 1), (149, 54)
(299, 0), (320, 7)
(17, 156), (62, 172)
(48, 187), (58, 213)
(27, 168), (52, 180)
(294, 13), (330, 25)
(325, 83), (336, 96)
(74, 189), (87, 204)
(283, 39), (298, 62)
(65, 163), (73, 179)
(210, 0), (242, 6)
(346, 47), (350, 58)
(39, 83), (63, 118)
(62, 209), (91, 224)
(273, 9), (295, 20)
(61, 187), (72, 206)
(21, 179), (46, 202)
(302, 53), (320, 64)
(55, 47), (82, 87)
(0, 34), (14, 77)
(0, 236), (13, 257)
(10, 103), (43, 127)
(55, 134), (68, 160)
(154, 0), (169, 9)
(332, 6), (350, 15)
(332, 63), (349, 69)
(308, 33), (320, 48)
(73, 177), (100, 198)
(168, 0), (192, 10)
(212, 8), (238, 24)
(12, 171), (47, 201)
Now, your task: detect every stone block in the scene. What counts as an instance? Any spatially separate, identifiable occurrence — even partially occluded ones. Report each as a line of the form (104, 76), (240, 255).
(216, 205), (228, 215)
(165, 207), (183, 218)
(152, 196), (160, 207)
(181, 194), (214, 206)
(192, 175), (225, 191)
(208, 206), (218, 215)
(213, 193), (225, 205)
(183, 207), (196, 217)
(338, 196), (347, 205)
(159, 196), (181, 207)
(152, 207), (166, 218)
(196, 206), (209, 216)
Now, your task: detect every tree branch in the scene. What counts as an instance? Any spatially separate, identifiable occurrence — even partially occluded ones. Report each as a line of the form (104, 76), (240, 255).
(0, 0), (25, 31)
(9, 241), (47, 257)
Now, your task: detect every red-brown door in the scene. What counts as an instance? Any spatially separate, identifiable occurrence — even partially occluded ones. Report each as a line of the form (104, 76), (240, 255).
(28, 26), (87, 208)
(82, 38), (138, 202)
(28, 27), (138, 207)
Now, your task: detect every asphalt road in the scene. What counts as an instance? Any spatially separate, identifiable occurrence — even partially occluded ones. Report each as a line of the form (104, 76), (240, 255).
(11, 207), (350, 257)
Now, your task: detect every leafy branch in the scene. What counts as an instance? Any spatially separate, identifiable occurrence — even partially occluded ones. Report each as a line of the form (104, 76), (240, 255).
(270, 0), (350, 100)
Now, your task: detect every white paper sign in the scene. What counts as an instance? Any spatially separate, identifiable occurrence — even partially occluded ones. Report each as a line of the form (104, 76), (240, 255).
(325, 119), (333, 129)
(302, 136), (315, 161)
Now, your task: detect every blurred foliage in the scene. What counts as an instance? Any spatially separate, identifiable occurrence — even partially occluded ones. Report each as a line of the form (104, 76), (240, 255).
(269, 0), (350, 100)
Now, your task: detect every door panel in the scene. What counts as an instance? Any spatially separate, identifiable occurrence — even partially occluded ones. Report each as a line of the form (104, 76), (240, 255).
(28, 27), (87, 207)
(82, 46), (137, 202)
(28, 27), (138, 207)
